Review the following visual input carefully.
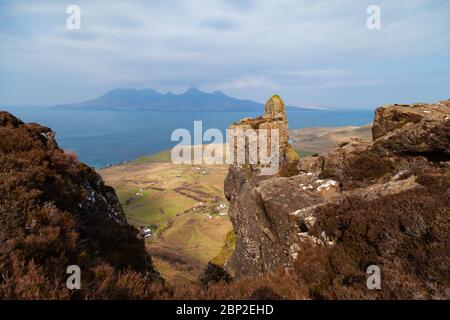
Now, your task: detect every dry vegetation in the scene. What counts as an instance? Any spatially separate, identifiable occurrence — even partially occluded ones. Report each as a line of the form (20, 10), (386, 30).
(0, 112), (158, 299)
(297, 168), (450, 299)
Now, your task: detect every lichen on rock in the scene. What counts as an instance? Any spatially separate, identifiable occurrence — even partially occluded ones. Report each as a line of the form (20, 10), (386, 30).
(264, 95), (287, 123)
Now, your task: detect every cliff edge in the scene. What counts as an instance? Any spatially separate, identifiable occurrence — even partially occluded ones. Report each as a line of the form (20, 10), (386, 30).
(0, 111), (160, 299)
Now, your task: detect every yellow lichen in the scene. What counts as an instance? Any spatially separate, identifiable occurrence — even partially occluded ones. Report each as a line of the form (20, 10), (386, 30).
(264, 95), (286, 119)
(211, 230), (236, 266)
(285, 144), (300, 161)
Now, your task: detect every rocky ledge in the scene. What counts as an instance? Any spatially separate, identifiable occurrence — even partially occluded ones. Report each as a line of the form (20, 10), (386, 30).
(224, 97), (450, 299)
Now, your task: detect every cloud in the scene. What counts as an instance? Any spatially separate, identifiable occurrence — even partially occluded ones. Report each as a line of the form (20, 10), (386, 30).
(0, 0), (449, 107)
(202, 19), (236, 30)
(230, 76), (278, 89)
(281, 69), (345, 78)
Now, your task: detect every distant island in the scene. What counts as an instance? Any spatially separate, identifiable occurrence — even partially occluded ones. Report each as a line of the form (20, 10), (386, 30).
(53, 87), (316, 112)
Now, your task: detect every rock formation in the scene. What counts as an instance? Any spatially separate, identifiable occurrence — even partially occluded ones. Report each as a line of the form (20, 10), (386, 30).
(227, 95), (298, 175)
(0, 112), (160, 299)
(224, 98), (450, 299)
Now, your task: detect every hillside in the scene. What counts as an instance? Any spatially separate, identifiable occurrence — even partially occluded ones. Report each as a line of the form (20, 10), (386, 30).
(99, 156), (232, 285)
(53, 87), (313, 112)
(0, 111), (160, 299)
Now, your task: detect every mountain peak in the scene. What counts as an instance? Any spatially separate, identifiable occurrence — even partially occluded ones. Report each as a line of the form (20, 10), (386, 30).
(212, 90), (225, 96)
(184, 87), (203, 95)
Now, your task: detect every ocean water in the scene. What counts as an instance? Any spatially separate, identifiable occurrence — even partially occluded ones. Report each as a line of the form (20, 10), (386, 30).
(2, 106), (374, 168)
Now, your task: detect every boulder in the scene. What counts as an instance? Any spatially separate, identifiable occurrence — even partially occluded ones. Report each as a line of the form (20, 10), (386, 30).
(372, 100), (450, 158)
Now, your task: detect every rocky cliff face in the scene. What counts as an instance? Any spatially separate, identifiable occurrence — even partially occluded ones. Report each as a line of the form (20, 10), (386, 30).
(0, 112), (159, 299)
(225, 98), (450, 298)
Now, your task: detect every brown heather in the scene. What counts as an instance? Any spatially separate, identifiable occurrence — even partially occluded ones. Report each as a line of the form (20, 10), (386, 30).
(0, 111), (158, 299)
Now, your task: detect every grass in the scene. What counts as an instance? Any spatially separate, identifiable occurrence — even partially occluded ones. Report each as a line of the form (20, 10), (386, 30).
(126, 190), (196, 226)
(295, 148), (316, 158)
(132, 150), (172, 164)
(169, 214), (228, 263)
(154, 222), (170, 237)
(211, 230), (236, 266)
(151, 257), (198, 284)
(131, 144), (227, 165)
(100, 157), (232, 285)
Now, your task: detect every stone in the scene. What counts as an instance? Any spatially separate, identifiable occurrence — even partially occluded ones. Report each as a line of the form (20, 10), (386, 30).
(224, 98), (450, 298)
(227, 95), (295, 174)
(264, 95), (287, 123)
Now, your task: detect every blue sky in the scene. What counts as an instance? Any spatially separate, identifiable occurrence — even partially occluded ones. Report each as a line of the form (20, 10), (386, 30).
(0, 0), (449, 109)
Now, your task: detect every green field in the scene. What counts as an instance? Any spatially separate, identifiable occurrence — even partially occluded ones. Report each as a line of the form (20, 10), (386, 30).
(295, 149), (316, 158)
(132, 150), (172, 164)
(100, 159), (232, 285)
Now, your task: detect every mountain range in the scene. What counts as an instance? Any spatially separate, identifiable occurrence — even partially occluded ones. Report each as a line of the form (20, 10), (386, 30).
(53, 87), (313, 112)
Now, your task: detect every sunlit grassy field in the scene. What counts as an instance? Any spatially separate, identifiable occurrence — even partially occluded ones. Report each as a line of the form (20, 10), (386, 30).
(100, 155), (232, 285)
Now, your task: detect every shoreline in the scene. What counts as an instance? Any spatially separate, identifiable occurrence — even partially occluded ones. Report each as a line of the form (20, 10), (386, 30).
(97, 123), (373, 171)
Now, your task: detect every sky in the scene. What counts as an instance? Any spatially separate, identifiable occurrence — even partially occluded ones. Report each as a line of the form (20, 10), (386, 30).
(0, 0), (449, 109)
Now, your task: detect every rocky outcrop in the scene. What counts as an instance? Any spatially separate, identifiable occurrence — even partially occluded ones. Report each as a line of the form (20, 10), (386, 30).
(372, 100), (450, 157)
(0, 112), (159, 299)
(224, 95), (300, 274)
(225, 98), (450, 298)
(228, 95), (298, 176)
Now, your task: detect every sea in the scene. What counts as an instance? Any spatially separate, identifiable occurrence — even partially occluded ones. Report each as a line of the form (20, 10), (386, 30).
(2, 106), (374, 168)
